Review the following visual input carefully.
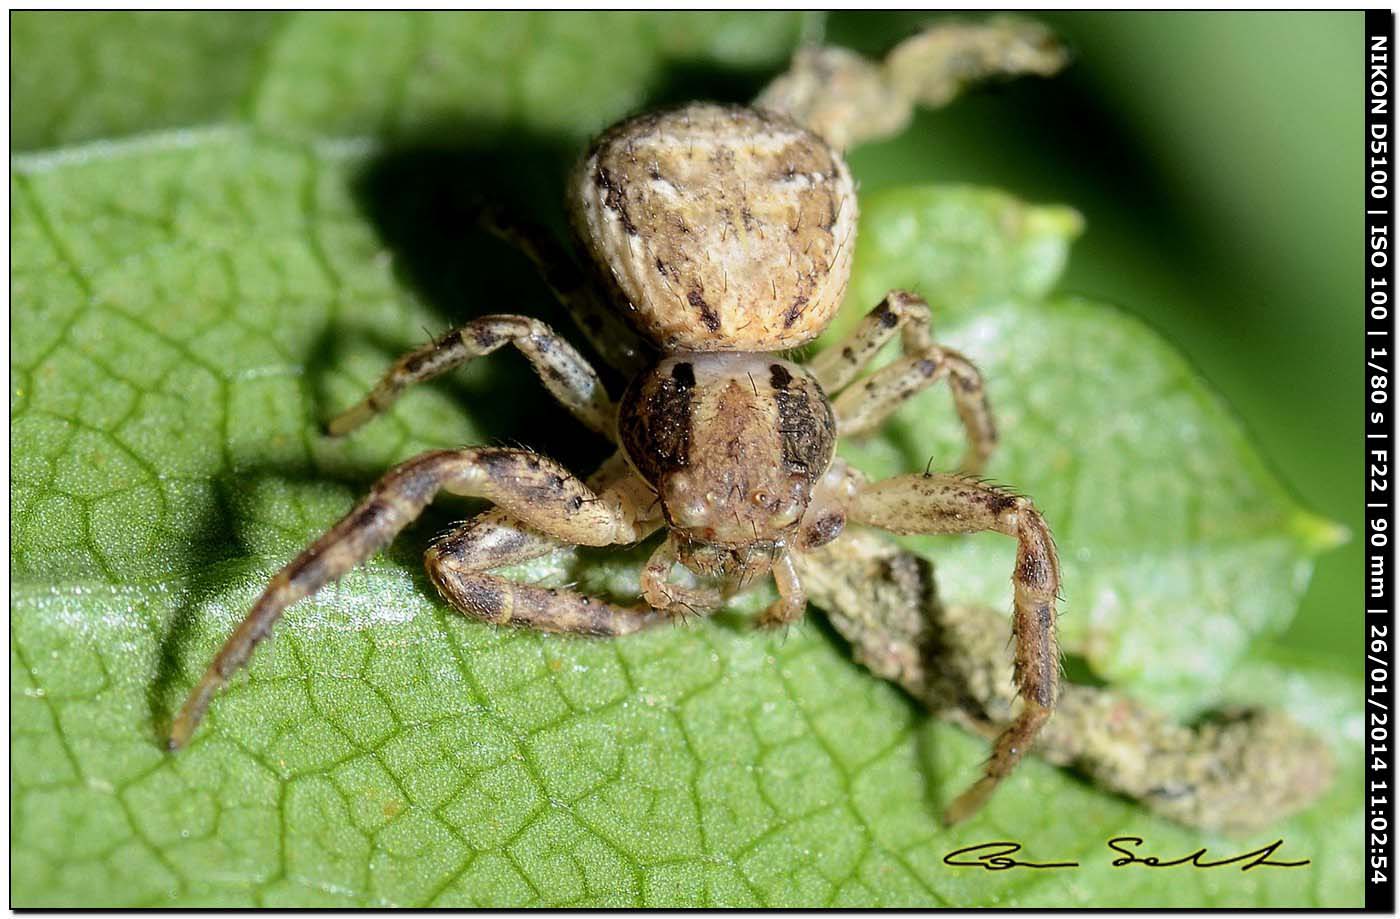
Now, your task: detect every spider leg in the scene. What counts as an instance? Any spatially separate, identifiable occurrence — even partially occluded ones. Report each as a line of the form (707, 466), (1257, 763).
(169, 447), (651, 749)
(426, 514), (667, 637)
(755, 551), (808, 629)
(326, 314), (616, 438)
(476, 205), (650, 376)
(810, 290), (996, 473)
(640, 537), (725, 620)
(849, 472), (1059, 824)
(426, 452), (668, 635)
(756, 18), (1067, 150)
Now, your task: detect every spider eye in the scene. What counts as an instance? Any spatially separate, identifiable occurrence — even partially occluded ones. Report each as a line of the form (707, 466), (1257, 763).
(773, 501), (803, 525)
(662, 472), (711, 528)
(770, 475), (812, 526)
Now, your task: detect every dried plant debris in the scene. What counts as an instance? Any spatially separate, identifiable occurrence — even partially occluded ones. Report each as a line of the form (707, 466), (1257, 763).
(797, 527), (1335, 835)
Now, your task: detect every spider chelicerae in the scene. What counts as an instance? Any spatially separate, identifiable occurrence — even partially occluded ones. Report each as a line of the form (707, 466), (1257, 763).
(170, 19), (1069, 824)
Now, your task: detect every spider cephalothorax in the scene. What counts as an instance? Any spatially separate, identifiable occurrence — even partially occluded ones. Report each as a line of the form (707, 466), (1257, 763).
(619, 353), (836, 568)
(171, 21), (1067, 825)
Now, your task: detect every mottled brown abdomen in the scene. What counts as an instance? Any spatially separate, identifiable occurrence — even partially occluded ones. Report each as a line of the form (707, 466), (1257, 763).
(569, 103), (858, 352)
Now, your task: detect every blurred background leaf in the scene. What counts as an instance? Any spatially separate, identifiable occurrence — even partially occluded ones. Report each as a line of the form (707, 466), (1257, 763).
(830, 12), (1360, 658)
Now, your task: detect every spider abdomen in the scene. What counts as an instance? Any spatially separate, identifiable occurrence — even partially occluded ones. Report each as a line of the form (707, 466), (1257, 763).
(569, 103), (858, 353)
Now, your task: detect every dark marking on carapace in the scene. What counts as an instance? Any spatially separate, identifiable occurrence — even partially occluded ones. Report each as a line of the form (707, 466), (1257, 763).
(769, 365), (835, 484)
(618, 360), (697, 485)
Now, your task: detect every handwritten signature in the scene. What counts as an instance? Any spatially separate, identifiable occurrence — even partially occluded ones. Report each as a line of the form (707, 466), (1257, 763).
(943, 838), (1310, 872)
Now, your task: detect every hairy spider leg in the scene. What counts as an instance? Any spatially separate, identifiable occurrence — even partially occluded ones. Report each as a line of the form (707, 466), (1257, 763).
(848, 472), (1059, 824)
(810, 290), (997, 473)
(756, 18), (1067, 150)
(755, 551), (808, 629)
(168, 447), (651, 749)
(427, 512), (669, 637)
(326, 314), (616, 438)
(639, 537), (726, 620)
(427, 453), (673, 635)
(475, 204), (649, 376)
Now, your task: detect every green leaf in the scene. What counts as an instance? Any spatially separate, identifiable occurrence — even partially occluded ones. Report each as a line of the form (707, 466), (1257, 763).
(821, 185), (1084, 345)
(11, 11), (284, 150)
(12, 11), (809, 151)
(11, 12), (1356, 908)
